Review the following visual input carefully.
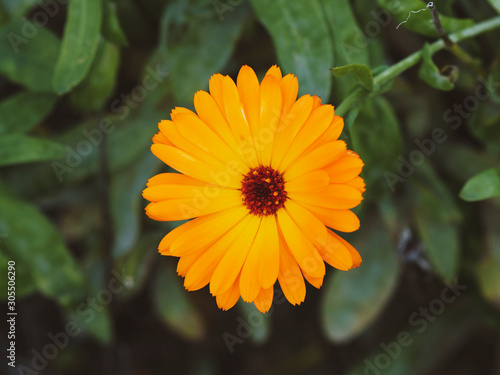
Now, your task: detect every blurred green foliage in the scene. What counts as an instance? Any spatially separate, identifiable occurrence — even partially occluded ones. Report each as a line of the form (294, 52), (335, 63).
(0, 0), (500, 374)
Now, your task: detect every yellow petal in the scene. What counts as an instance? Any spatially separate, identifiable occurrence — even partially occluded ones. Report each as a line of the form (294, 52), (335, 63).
(222, 75), (259, 167)
(345, 176), (366, 193)
(145, 189), (241, 221)
(329, 230), (362, 268)
(289, 184), (363, 210)
(277, 209), (325, 278)
(284, 199), (328, 247)
(284, 141), (346, 181)
(316, 231), (354, 271)
(237, 65), (261, 142)
(279, 73), (298, 118)
(271, 95), (314, 169)
(258, 215), (280, 288)
(194, 90), (251, 166)
(174, 113), (248, 173)
(151, 144), (241, 189)
(277, 239), (306, 305)
(209, 73), (225, 113)
(216, 275), (241, 311)
(253, 286), (274, 313)
(169, 206), (247, 256)
(266, 65), (282, 79)
(176, 245), (209, 276)
(278, 104), (334, 171)
(286, 170), (330, 194)
(326, 150), (364, 183)
(147, 173), (204, 187)
(306, 115), (344, 153)
(258, 74), (282, 166)
(239, 215), (279, 301)
(299, 203), (361, 233)
(210, 215), (261, 295)
(302, 269), (323, 289)
(170, 106), (195, 120)
(152, 131), (172, 146)
(183, 215), (250, 291)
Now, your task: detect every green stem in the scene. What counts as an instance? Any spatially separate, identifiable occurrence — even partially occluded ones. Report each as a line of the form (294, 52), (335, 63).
(336, 16), (500, 118)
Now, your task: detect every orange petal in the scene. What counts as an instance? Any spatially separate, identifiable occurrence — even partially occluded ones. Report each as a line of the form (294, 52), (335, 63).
(299, 203), (360, 233)
(329, 230), (362, 268)
(277, 209), (325, 279)
(277, 239), (306, 305)
(151, 144), (241, 189)
(284, 141), (346, 181)
(316, 231), (354, 271)
(284, 199), (328, 248)
(216, 276), (241, 311)
(259, 74), (282, 166)
(209, 73), (225, 113)
(210, 215), (261, 295)
(286, 170), (330, 194)
(266, 65), (282, 79)
(169, 206), (248, 257)
(279, 73), (298, 119)
(325, 150), (364, 183)
(237, 65), (261, 141)
(147, 173), (205, 187)
(253, 286), (274, 313)
(289, 183), (363, 210)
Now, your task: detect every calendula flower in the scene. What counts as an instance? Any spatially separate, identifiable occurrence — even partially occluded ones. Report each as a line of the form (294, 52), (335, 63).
(143, 65), (365, 313)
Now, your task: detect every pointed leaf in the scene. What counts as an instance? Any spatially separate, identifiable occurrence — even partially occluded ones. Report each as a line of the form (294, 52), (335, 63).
(102, 1), (128, 46)
(0, 19), (60, 92)
(251, 0), (333, 100)
(460, 168), (500, 201)
(0, 135), (66, 167)
(332, 64), (374, 91)
(0, 92), (58, 135)
(153, 264), (205, 341)
(52, 0), (103, 94)
(418, 43), (456, 91)
(322, 220), (400, 343)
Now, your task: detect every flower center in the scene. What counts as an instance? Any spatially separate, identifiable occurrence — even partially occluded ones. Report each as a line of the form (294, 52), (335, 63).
(240, 166), (287, 216)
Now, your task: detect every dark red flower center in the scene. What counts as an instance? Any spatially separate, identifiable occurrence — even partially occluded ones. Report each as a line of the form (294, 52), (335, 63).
(240, 166), (287, 216)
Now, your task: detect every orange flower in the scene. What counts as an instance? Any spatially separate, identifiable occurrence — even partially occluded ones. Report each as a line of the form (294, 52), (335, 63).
(143, 65), (365, 313)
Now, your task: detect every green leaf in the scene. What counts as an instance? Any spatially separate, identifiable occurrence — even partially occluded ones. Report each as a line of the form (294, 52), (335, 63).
(0, 135), (66, 167)
(411, 165), (461, 282)
(321, 220), (400, 343)
(0, 92), (58, 135)
(476, 205), (500, 309)
(148, 1), (248, 105)
(332, 64), (374, 91)
(0, 185), (85, 305)
(64, 304), (112, 344)
(153, 263), (205, 341)
(0, 248), (36, 299)
(111, 151), (160, 258)
(1, 0), (39, 17)
(418, 43), (456, 91)
(237, 301), (270, 344)
(349, 298), (477, 375)
(487, 0), (500, 14)
(69, 38), (120, 113)
(349, 96), (404, 198)
(319, 0), (370, 98)
(377, 0), (474, 37)
(52, 0), (103, 95)
(0, 19), (60, 92)
(460, 168), (500, 201)
(102, 0), (128, 46)
(251, 0), (333, 100)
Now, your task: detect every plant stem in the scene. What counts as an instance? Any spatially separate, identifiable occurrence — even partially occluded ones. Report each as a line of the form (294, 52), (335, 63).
(336, 16), (500, 118)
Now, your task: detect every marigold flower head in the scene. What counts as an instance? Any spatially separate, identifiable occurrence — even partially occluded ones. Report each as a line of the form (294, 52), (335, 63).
(143, 65), (365, 313)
